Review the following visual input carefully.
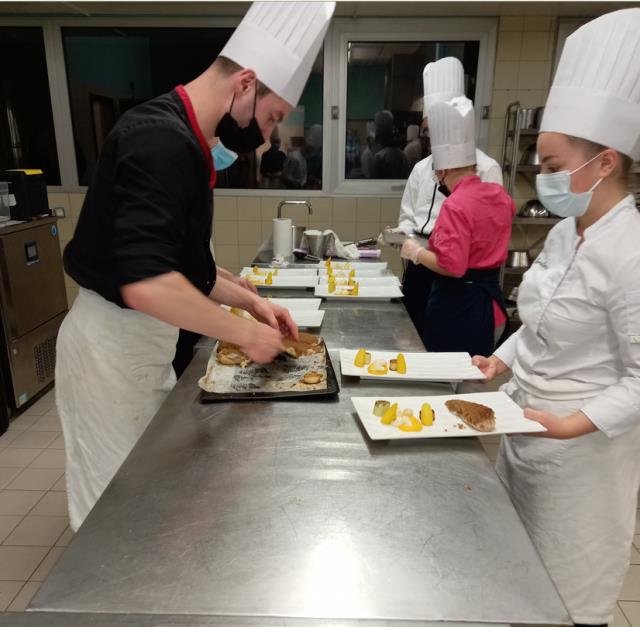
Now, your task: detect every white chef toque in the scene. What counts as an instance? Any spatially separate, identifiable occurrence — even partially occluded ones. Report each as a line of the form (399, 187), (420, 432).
(540, 8), (640, 159)
(220, 1), (335, 107)
(423, 57), (465, 117)
(428, 96), (476, 170)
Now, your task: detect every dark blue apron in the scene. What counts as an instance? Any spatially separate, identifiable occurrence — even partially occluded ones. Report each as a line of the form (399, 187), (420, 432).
(402, 262), (436, 338)
(422, 267), (508, 357)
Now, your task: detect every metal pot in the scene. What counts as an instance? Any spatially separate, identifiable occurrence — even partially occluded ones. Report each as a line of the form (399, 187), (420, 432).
(520, 144), (540, 166)
(518, 199), (549, 218)
(520, 107), (538, 128)
(506, 250), (531, 268)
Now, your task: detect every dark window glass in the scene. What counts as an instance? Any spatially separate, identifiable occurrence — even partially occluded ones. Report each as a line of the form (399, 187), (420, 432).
(345, 41), (480, 180)
(62, 27), (323, 190)
(0, 27), (60, 185)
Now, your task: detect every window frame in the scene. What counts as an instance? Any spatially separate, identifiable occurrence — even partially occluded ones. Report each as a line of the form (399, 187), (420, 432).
(325, 17), (498, 197)
(0, 14), (497, 198)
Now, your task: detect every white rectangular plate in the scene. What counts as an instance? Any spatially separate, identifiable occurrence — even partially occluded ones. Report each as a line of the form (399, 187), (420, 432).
(318, 268), (389, 277)
(340, 350), (485, 382)
(241, 267), (317, 276)
(252, 276), (319, 289)
(316, 261), (388, 271)
(318, 276), (400, 286)
(351, 391), (546, 440)
(315, 285), (403, 300)
(289, 310), (325, 328)
(266, 298), (321, 310)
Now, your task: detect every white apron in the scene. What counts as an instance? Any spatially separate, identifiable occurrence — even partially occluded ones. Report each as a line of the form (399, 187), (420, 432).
(56, 288), (178, 531)
(495, 200), (640, 624)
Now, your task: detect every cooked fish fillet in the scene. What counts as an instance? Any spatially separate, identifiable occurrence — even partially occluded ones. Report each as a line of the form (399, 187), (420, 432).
(445, 399), (496, 433)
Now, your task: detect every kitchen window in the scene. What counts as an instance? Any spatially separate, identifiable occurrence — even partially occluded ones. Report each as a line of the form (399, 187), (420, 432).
(325, 18), (498, 196)
(0, 26), (61, 185)
(61, 26), (324, 191)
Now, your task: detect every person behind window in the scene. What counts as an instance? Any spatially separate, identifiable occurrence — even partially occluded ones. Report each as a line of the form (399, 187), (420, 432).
(304, 123), (322, 188)
(473, 10), (640, 627)
(403, 124), (423, 171)
(259, 132), (286, 189)
(371, 110), (409, 179)
(282, 136), (307, 188)
(400, 95), (514, 356)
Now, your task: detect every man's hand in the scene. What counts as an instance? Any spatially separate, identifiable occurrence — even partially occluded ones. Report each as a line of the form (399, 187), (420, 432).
(235, 275), (258, 294)
(250, 298), (299, 340)
(238, 323), (283, 364)
(471, 355), (508, 382)
(523, 409), (598, 439)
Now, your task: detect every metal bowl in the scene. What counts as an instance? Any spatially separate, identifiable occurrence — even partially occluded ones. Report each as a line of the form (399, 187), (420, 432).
(506, 250), (531, 268)
(518, 199), (549, 218)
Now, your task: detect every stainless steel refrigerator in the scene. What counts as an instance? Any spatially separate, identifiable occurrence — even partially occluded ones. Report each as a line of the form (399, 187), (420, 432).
(0, 217), (67, 431)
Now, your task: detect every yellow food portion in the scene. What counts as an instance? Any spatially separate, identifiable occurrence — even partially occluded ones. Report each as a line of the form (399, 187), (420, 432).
(348, 269), (356, 280)
(367, 360), (388, 375)
(325, 257), (332, 268)
(352, 282), (359, 296)
(328, 277), (336, 293)
(265, 272), (273, 285)
(420, 402), (434, 426)
(373, 400), (391, 417)
(252, 265), (266, 275)
(396, 353), (407, 375)
(354, 348), (367, 367)
(398, 415), (422, 432)
(380, 402), (398, 425)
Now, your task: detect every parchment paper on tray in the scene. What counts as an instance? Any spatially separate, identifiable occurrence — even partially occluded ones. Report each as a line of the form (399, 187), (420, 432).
(198, 344), (328, 394)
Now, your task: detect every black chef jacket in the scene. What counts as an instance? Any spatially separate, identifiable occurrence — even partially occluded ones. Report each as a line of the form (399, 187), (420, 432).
(64, 85), (217, 308)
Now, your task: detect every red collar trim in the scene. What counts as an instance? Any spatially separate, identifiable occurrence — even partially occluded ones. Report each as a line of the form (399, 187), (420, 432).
(175, 85), (216, 190)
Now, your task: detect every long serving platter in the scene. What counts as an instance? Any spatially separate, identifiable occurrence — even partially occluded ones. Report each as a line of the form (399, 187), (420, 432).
(340, 350), (485, 382)
(351, 391), (547, 440)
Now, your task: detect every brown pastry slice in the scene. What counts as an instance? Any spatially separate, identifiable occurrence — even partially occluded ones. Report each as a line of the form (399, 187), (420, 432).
(445, 399), (496, 433)
(216, 342), (251, 368)
(282, 332), (323, 358)
(301, 370), (326, 385)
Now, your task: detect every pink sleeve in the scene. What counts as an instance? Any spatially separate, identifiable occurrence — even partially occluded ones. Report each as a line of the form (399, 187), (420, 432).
(429, 199), (472, 276)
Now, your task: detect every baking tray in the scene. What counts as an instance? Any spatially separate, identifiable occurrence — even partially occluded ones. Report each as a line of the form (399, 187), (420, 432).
(199, 340), (340, 402)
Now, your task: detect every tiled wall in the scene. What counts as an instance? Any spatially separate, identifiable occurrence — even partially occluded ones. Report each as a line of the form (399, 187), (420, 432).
(49, 14), (562, 304)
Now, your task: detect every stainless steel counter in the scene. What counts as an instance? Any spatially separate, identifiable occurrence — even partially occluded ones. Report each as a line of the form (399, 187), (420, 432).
(29, 282), (570, 625)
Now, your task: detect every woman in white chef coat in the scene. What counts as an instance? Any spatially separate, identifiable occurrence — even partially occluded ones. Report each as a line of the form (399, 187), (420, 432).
(473, 9), (640, 627)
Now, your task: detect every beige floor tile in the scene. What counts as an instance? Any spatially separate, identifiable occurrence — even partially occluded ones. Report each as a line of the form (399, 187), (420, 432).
(0, 516), (23, 543)
(7, 580), (41, 611)
(7, 431), (58, 449)
(30, 491), (68, 517)
(0, 490), (44, 516)
(28, 449), (65, 469)
(7, 414), (40, 431)
(0, 581), (24, 612)
(22, 392), (55, 416)
(0, 467), (22, 490)
(30, 546), (65, 582)
(620, 566), (640, 601)
(47, 434), (65, 450)
(0, 430), (20, 449)
(28, 413), (61, 432)
(621, 602), (640, 627)
(632, 545), (640, 566)
(616, 604), (633, 627)
(3, 515), (68, 547)
(0, 448), (42, 468)
(6, 468), (64, 491)
(50, 474), (66, 492)
(0, 546), (48, 580)
(55, 526), (74, 547)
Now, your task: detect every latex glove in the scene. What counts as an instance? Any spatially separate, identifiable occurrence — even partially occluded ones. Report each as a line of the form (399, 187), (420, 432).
(400, 238), (423, 264)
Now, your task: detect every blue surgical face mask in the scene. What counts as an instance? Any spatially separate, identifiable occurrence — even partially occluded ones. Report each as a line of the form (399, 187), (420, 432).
(535, 152), (604, 218)
(210, 141), (238, 171)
